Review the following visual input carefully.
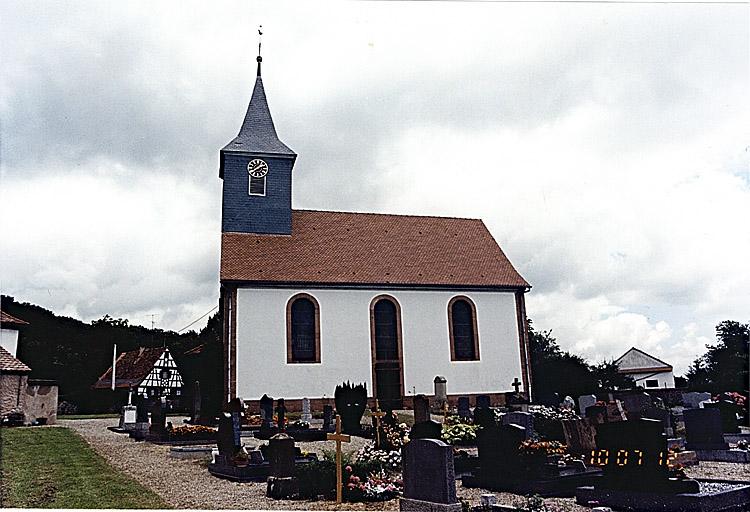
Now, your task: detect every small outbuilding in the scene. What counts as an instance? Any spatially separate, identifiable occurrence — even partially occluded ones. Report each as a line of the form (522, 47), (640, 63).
(614, 347), (675, 389)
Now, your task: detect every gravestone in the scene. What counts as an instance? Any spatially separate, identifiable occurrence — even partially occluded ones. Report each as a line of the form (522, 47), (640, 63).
(621, 392), (652, 420)
(434, 376), (447, 406)
(275, 398), (287, 432)
(605, 401), (627, 422)
(457, 397), (471, 421)
(586, 405), (607, 424)
(322, 404), (334, 432)
(682, 391), (711, 409)
(192, 380), (201, 423)
(502, 411), (534, 439)
(476, 424), (527, 483)
(217, 412), (239, 461)
(260, 394), (274, 428)
(228, 398), (244, 446)
(589, 418), (699, 493)
(410, 420), (443, 440)
(643, 407), (672, 435)
(684, 408), (729, 450)
(535, 390), (560, 408)
(561, 396), (576, 411)
(149, 401), (166, 435)
(120, 405), (137, 428)
(300, 398), (312, 423)
(400, 438), (461, 512)
(473, 402), (495, 429)
(476, 394), (491, 409)
(704, 400), (740, 434)
(562, 418), (598, 456)
(266, 432), (298, 498)
(578, 395), (597, 416)
(413, 394), (430, 424)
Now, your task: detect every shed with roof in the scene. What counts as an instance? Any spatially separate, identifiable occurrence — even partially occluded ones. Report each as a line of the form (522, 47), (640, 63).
(614, 347), (675, 389)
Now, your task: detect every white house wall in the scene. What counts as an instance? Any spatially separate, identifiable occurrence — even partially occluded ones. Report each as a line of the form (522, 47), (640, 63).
(627, 370), (675, 389)
(235, 287), (523, 400)
(0, 328), (19, 358)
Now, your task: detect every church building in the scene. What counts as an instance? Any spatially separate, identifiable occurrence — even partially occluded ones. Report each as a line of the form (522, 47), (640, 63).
(220, 54), (532, 410)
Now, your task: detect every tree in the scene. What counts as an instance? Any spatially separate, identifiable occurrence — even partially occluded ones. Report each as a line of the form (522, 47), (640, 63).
(527, 320), (598, 401)
(686, 320), (749, 395)
(593, 359), (635, 392)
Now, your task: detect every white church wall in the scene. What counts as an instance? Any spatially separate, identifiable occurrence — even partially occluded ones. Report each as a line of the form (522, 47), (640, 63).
(235, 287), (523, 400)
(0, 328), (19, 358)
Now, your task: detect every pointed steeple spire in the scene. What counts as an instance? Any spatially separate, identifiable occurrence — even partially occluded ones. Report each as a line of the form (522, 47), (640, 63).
(220, 39), (295, 178)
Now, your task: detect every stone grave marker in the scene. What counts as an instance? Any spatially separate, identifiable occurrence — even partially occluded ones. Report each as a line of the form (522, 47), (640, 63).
(413, 394), (430, 424)
(562, 418), (597, 456)
(120, 405), (137, 428)
(476, 394), (491, 409)
(621, 392), (653, 420)
(410, 419), (443, 440)
(322, 404), (334, 432)
(578, 395), (597, 416)
(605, 401), (627, 422)
(260, 394), (274, 428)
(149, 400), (166, 436)
(400, 438), (461, 512)
(643, 408), (672, 435)
(457, 396), (471, 421)
(473, 400), (495, 429)
(192, 380), (201, 423)
(228, 397), (244, 446)
(704, 400), (740, 434)
(217, 412), (239, 462)
(434, 376), (447, 407)
(300, 397), (312, 423)
(536, 390), (560, 408)
(266, 432), (297, 498)
(502, 411), (534, 439)
(561, 395), (576, 411)
(276, 398), (287, 432)
(476, 423), (527, 483)
(684, 408), (729, 450)
(682, 391), (711, 409)
(586, 404), (607, 424)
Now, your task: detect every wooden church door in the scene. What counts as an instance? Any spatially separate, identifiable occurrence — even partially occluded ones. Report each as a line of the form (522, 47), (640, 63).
(370, 297), (404, 410)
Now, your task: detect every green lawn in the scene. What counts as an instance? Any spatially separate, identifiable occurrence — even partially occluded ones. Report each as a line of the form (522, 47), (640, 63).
(57, 413), (120, 420)
(0, 426), (169, 509)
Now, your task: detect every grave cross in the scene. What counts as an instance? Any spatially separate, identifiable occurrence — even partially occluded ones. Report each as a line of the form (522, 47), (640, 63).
(512, 377), (522, 393)
(372, 400), (386, 448)
(327, 415), (351, 504)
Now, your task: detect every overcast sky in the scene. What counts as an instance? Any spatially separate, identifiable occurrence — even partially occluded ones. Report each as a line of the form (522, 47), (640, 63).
(1, 1), (747, 374)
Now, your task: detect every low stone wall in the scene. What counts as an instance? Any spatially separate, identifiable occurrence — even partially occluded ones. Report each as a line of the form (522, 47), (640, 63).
(25, 379), (58, 425)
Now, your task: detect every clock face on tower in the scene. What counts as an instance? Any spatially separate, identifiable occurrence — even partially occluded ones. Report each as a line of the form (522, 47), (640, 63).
(247, 159), (269, 178)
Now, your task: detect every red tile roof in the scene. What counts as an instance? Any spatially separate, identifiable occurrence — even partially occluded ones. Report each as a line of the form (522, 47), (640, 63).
(1, 311), (29, 329)
(92, 347), (165, 389)
(221, 210), (529, 288)
(0, 346), (31, 372)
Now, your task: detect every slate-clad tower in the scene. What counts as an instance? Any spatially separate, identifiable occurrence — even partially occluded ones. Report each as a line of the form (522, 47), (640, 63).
(220, 55), (296, 235)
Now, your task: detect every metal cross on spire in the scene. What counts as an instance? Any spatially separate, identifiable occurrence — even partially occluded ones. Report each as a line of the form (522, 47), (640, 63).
(256, 25), (263, 76)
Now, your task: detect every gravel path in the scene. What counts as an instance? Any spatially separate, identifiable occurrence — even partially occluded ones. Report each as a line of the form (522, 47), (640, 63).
(62, 418), (749, 511)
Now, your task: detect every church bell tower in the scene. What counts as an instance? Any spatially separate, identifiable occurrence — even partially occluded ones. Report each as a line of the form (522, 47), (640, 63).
(219, 51), (296, 235)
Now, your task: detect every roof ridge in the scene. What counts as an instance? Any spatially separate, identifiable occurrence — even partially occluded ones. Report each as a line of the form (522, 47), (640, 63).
(292, 208), (482, 222)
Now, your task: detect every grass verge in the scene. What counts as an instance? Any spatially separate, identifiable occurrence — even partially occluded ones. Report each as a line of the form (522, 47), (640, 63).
(0, 426), (169, 509)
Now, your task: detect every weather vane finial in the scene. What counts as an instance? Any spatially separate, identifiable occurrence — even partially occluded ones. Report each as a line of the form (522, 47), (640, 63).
(256, 25), (263, 77)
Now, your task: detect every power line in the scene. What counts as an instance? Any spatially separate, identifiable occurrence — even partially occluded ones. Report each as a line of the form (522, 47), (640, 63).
(177, 305), (219, 333)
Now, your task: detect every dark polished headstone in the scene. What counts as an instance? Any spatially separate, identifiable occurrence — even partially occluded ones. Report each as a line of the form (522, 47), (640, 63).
(473, 404), (495, 429)
(704, 400), (740, 434)
(322, 404), (334, 432)
(586, 404), (607, 424)
(621, 392), (653, 420)
(502, 411), (534, 439)
(643, 407), (671, 431)
(410, 420), (443, 440)
(149, 401), (166, 435)
(414, 394), (430, 424)
(267, 433), (295, 477)
(192, 380), (202, 423)
(562, 418), (597, 456)
(217, 412), (239, 457)
(475, 394), (491, 409)
(477, 424), (526, 479)
(260, 394), (274, 428)
(276, 398), (287, 432)
(684, 408), (729, 450)
(135, 395), (149, 423)
(402, 438), (459, 505)
(457, 396), (471, 421)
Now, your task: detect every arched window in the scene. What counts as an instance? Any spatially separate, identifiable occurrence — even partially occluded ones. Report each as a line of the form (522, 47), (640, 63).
(448, 296), (480, 361)
(286, 294), (320, 363)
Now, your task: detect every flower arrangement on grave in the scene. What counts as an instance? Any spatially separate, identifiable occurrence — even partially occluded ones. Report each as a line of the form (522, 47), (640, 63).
(245, 414), (262, 426)
(379, 413), (410, 450)
(165, 424), (217, 440)
(713, 391), (747, 409)
(355, 442), (402, 471)
(272, 414), (287, 427)
(518, 440), (567, 469)
(441, 422), (480, 445)
(344, 465), (403, 501)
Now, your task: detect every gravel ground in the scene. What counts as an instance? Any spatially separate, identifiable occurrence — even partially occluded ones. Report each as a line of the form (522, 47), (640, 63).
(62, 418), (749, 511)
